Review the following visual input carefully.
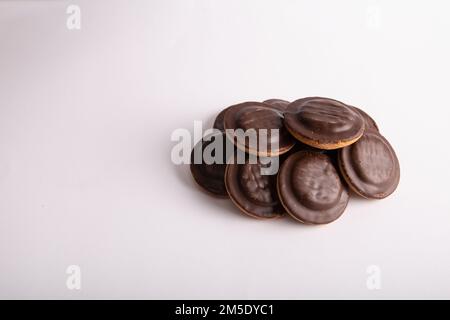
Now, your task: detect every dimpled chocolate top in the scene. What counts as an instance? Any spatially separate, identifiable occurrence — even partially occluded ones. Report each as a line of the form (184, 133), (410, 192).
(190, 131), (230, 197)
(263, 99), (290, 111)
(225, 158), (284, 219)
(284, 97), (364, 148)
(277, 151), (349, 224)
(338, 131), (400, 199)
(223, 102), (295, 156)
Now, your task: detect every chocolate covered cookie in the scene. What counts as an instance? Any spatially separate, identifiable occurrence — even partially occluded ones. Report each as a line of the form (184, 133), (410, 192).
(225, 157), (284, 219)
(190, 131), (231, 197)
(223, 102), (295, 157)
(277, 151), (349, 224)
(284, 97), (364, 150)
(338, 130), (400, 199)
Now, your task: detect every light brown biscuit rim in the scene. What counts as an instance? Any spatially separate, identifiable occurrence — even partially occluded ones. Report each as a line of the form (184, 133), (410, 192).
(224, 130), (296, 157)
(224, 162), (285, 220)
(276, 151), (349, 225)
(285, 124), (364, 150)
(337, 132), (400, 200)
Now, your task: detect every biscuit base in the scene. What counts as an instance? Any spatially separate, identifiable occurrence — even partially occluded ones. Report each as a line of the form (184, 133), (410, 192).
(285, 126), (364, 150)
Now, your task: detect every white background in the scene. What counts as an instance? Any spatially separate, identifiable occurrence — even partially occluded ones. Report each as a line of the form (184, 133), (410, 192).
(1, 0), (450, 299)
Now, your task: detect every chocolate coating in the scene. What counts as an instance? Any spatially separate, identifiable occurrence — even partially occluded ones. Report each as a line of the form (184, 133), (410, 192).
(223, 101), (295, 156)
(190, 131), (231, 197)
(215, 101), (288, 131)
(284, 97), (364, 149)
(225, 158), (284, 219)
(351, 106), (379, 132)
(213, 106), (231, 131)
(277, 151), (349, 224)
(263, 99), (290, 111)
(338, 131), (400, 199)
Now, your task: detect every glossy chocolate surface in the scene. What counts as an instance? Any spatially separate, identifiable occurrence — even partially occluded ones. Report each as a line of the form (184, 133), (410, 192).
(223, 101), (295, 156)
(284, 97), (364, 148)
(338, 131), (400, 199)
(278, 150), (349, 224)
(213, 106), (231, 131)
(263, 99), (290, 111)
(352, 106), (379, 132)
(225, 158), (284, 219)
(190, 131), (230, 197)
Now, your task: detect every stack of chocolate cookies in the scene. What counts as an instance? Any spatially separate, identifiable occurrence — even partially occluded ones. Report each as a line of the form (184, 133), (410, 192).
(190, 97), (400, 225)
